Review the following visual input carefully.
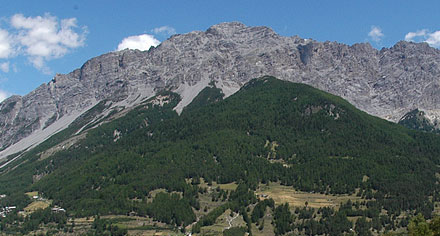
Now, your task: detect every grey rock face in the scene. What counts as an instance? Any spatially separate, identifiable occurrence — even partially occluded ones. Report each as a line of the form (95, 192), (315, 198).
(1, 21), (440, 156)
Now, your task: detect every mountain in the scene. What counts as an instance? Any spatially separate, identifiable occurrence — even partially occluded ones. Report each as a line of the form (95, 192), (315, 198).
(1, 76), (440, 235)
(399, 108), (440, 132)
(2, 22), (440, 160)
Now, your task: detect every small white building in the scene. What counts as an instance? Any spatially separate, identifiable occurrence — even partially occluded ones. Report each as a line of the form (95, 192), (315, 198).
(51, 207), (66, 213)
(1, 206), (17, 217)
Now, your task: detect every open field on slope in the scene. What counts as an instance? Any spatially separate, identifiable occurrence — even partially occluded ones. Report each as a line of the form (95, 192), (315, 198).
(126, 230), (184, 236)
(195, 192), (227, 219)
(22, 191), (52, 215)
(197, 179), (238, 191)
(199, 209), (246, 236)
(72, 216), (94, 225)
(25, 191), (39, 197)
(251, 208), (275, 236)
(255, 182), (362, 209)
(94, 216), (178, 236)
(23, 200), (51, 214)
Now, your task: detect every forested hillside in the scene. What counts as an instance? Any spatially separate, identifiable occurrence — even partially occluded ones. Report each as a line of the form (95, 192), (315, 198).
(1, 76), (440, 235)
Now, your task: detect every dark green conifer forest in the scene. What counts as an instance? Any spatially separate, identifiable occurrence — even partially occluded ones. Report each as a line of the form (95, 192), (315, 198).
(1, 76), (440, 235)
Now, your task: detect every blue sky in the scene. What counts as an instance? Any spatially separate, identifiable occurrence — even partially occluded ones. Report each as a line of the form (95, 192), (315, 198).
(0, 0), (439, 101)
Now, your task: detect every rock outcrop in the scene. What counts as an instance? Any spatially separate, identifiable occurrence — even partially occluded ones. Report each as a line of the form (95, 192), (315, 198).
(2, 22), (440, 158)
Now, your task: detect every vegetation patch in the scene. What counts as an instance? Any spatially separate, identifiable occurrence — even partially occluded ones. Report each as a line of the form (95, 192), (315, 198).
(251, 207), (275, 236)
(2, 77), (440, 235)
(200, 209), (246, 236)
(23, 200), (51, 215)
(255, 182), (362, 209)
(198, 179), (238, 192)
(25, 191), (38, 198)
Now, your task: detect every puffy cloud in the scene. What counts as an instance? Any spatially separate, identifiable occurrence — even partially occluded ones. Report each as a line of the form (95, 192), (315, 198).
(11, 13), (87, 71)
(0, 62), (9, 73)
(117, 34), (160, 51)
(0, 89), (10, 102)
(0, 29), (13, 58)
(152, 26), (176, 35)
(404, 29), (428, 41)
(405, 29), (440, 48)
(368, 26), (384, 42)
(425, 31), (440, 48)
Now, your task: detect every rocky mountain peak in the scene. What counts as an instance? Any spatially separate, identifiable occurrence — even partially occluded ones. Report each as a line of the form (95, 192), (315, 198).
(2, 22), (440, 160)
(205, 21), (276, 37)
(206, 22), (248, 35)
(350, 43), (375, 54)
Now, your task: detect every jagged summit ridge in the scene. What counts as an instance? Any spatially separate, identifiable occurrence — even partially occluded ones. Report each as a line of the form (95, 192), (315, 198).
(206, 22), (248, 36)
(1, 22), (440, 159)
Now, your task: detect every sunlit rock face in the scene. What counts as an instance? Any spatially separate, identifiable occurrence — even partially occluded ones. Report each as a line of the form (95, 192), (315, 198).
(2, 22), (440, 158)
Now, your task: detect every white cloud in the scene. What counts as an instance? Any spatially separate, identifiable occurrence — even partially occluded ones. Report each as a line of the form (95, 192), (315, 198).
(425, 31), (440, 48)
(0, 89), (10, 102)
(11, 13), (87, 71)
(0, 62), (9, 73)
(405, 29), (440, 48)
(0, 29), (13, 58)
(152, 26), (176, 35)
(117, 34), (160, 51)
(404, 29), (428, 41)
(368, 26), (384, 42)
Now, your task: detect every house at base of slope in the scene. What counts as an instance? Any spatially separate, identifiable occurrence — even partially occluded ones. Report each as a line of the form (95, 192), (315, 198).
(0, 206), (17, 218)
(51, 207), (66, 213)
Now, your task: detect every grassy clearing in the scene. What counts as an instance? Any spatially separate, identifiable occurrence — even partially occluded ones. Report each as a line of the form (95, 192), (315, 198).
(23, 200), (51, 214)
(200, 209), (246, 236)
(148, 189), (168, 198)
(198, 178), (238, 191)
(195, 192), (226, 219)
(23, 191), (52, 215)
(73, 217), (95, 225)
(25, 191), (38, 197)
(145, 189), (184, 203)
(98, 215), (178, 235)
(255, 182), (361, 209)
(127, 230), (184, 236)
(194, 179), (237, 219)
(251, 208), (275, 236)
(216, 182), (238, 191)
